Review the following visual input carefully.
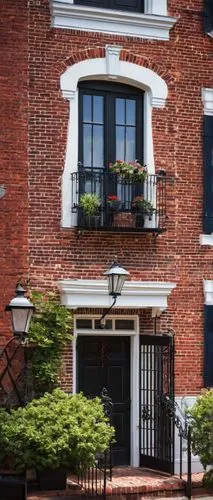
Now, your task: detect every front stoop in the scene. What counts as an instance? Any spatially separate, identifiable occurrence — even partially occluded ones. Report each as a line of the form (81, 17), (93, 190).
(68, 468), (207, 498)
(27, 470), (213, 499)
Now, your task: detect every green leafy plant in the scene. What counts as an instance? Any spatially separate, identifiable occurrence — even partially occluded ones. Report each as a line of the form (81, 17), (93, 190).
(28, 291), (73, 393)
(188, 389), (213, 485)
(0, 389), (114, 472)
(109, 160), (147, 181)
(132, 196), (155, 217)
(79, 193), (101, 217)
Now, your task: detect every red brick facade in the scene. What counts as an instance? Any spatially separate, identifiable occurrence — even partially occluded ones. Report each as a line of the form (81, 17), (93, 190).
(0, 0), (213, 397)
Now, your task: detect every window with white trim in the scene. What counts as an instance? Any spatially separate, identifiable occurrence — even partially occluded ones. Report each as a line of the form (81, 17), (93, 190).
(60, 48), (168, 228)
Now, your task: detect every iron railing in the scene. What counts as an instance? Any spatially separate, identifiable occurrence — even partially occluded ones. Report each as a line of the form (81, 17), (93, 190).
(160, 394), (192, 499)
(71, 169), (167, 233)
(0, 338), (35, 408)
(77, 388), (113, 498)
(77, 449), (111, 498)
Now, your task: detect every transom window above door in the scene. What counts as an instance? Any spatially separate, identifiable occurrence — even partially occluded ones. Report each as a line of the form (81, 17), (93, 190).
(74, 0), (144, 13)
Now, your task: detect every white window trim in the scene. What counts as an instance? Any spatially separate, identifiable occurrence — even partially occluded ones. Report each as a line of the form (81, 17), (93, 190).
(202, 88), (213, 117)
(200, 88), (213, 246)
(60, 45), (168, 228)
(72, 313), (140, 467)
(203, 280), (213, 305)
(50, 0), (177, 41)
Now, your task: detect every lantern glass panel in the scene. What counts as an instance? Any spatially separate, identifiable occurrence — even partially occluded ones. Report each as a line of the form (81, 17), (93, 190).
(11, 308), (33, 335)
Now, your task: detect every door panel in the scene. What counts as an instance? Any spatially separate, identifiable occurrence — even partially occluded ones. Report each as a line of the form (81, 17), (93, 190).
(78, 336), (130, 465)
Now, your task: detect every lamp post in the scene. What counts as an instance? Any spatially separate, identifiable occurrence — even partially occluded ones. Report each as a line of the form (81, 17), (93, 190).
(100, 261), (129, 327)
(5, 283), (35, 340)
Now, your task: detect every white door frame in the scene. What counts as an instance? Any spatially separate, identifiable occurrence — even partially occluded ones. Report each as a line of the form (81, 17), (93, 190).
(72, 314), (140, 467)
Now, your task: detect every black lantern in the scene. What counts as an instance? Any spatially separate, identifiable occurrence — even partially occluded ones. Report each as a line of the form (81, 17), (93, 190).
(100, 261), (129, 327)
(104, 261), (130, 299)
(5, 284), (35, 337)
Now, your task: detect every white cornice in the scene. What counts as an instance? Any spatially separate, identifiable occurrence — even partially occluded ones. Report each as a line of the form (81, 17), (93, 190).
(57, 279), (176, 312)
(202, 88), (213, 116)
(50, 2), (177, 41)
(203, 280), (213, 305)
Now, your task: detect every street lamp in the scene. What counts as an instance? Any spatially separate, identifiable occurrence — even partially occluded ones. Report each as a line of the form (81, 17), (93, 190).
(100, 261), (129, 327)
(5, 284), (35, 339)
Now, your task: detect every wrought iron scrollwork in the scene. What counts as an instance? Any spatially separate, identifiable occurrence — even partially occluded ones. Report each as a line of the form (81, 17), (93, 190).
(141, 404), (152, 421)
(159, 394), (188, 439)
(101, 387), (113, 420)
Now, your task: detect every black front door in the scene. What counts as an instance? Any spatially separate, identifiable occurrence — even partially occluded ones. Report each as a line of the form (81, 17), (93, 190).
(77, 335), (130, 466)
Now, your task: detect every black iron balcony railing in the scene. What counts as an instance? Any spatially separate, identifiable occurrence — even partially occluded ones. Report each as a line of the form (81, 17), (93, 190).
(71, 169), (167, 233)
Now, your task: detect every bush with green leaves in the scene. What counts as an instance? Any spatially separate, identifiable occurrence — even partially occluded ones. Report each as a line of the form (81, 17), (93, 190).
(188, 389), (213, 485)
(0, 389), (114, 471)
(28, 291), (73, 393)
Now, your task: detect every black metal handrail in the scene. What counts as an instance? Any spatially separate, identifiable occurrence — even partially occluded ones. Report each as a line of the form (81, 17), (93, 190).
(160, 394), (192, 499)
(77, 449), (111, 498)
(77, 388), (113, 498)
(71, 169), (167, 233)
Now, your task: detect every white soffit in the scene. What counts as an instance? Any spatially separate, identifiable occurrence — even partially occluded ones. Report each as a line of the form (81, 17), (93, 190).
(57, 279), (176, 311)
(50, 1), (177, 41)
(203, 280), (213, 305)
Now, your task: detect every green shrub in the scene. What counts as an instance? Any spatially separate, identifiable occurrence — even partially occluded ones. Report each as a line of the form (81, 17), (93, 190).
(0, 389), (114, 471)
(188, 389), (213, 471)
(203, 469), (213, 488)
(28, 291), (73, 393)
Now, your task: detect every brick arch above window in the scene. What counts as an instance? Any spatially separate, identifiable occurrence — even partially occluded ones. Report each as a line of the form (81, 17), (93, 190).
(60, 45), (168, 228)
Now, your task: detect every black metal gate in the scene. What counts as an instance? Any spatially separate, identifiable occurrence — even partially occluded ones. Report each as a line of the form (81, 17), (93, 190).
(140, 335), (174, 473)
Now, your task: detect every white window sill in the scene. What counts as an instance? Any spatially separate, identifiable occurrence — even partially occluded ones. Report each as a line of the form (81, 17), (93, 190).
(50, 2), (177, 41)
(200, 234), (213, 246)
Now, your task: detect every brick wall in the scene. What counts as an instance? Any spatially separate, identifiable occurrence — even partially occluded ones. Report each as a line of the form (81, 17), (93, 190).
(0, 0), (29, 343)
(1, 0), (213, 395)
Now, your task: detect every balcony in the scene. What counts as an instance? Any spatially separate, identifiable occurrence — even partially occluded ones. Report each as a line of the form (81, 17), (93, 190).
(71, 169), (167, 233)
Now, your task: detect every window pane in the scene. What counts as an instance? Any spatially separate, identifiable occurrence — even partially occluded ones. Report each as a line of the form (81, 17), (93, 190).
(115, 319), (135, 330)
(94, 319), (112, 329)
(126, 127), (136, 161)
(116, 125), (125, 159)
(93, 125), (104, 167)
(126, 99), (136, 126)
(83, 124), (92, 167)
(76, 319), (92, 329)
(83, 95), (92, 122)
(93, 96), (104, 124)
(116, 98), (125, 125)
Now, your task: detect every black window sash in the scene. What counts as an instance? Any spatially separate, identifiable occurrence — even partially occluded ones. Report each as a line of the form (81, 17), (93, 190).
(203, 115), (213, 234)
(74, 0), (144, 13)
(204, 0), (213, 34)
(204, 305), (213, 387)
(78, 82), (143, 210)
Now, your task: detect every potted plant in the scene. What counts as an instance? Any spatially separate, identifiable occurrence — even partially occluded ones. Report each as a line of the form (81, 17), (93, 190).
(0, 389), (114, 491)
(131, 196), (155, 227)
(107, 195), (121, 211)
(106, 195), (121, 226)
(79, 193), (101, 228)
(109, 160), (147, 182)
